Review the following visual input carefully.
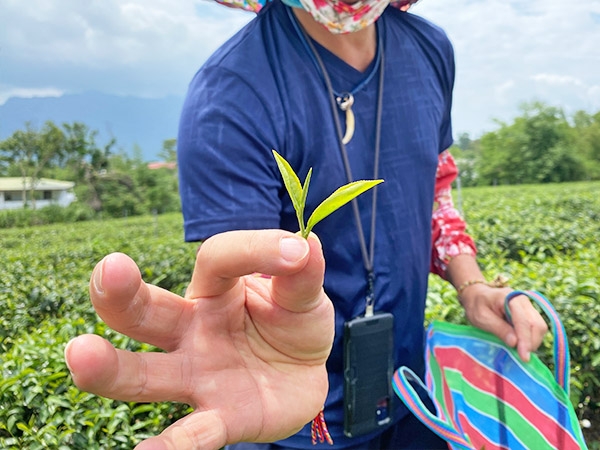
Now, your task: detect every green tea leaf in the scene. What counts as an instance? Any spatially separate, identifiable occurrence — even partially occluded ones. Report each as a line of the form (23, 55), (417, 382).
(131, 404), (156, 415)
(7, 415), (17, 433)
(272, 150), (303, 213)
(16, 422), (30, 433)
(296, 168), (313, 235)
(301, 168), (312, 212)
(305, 179), (383, 237)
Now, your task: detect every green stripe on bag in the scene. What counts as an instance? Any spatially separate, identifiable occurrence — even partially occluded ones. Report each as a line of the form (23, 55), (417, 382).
(444, 369), (552, 449)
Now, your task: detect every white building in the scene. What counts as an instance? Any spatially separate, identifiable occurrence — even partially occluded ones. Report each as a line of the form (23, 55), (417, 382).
(0, 178), (76, 210)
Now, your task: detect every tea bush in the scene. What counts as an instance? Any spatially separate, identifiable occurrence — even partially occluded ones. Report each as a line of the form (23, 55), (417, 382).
(0, 203), (97, 229)
(0, 214), (195, 449)
(1, 182), (599, 448)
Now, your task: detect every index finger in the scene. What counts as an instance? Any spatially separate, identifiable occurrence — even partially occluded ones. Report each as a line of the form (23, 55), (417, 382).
(186, 229), (312, 299)
(90, 252), (194, 351)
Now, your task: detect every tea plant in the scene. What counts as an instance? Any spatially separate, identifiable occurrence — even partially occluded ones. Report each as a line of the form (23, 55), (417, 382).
(1, 181), (599, 447)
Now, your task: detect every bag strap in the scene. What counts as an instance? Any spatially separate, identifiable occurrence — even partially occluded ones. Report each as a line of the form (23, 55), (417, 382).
(392, 367), (474, 450)
(504, 290), (570, 393)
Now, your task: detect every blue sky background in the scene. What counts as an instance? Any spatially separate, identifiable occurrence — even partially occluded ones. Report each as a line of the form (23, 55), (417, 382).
(1, 0), (599, 138)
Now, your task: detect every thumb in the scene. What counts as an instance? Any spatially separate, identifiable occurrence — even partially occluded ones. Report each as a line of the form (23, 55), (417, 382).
(271, 233), (326, 312)
(134, 410), (226, 450)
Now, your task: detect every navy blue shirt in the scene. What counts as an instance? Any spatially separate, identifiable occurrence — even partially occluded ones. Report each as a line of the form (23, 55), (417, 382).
(178, 1), (454, 447)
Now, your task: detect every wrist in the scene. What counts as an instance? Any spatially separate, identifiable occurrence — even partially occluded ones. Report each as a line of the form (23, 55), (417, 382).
(456, 275), (510, 306)
(456, 278), (488, 295)
(457, 282), (487, 308)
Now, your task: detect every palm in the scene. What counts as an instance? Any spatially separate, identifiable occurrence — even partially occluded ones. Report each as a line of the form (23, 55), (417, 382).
(178, 275), (332, 443)
(65, 230), (334, 449)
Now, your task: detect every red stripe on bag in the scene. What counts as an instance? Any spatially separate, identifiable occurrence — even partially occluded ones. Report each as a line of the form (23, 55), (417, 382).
(440, 365), (460, 432)
(429, 341), (460, 431)
(457, 411), (509, 450)
(426, 354), (450, 425)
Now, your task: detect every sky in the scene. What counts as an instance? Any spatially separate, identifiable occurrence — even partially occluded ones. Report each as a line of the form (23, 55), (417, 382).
(1, 0), (599, 138)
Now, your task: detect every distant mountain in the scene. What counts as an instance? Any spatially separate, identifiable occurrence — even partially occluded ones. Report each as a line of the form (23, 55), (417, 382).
(0, 92), (185, 161)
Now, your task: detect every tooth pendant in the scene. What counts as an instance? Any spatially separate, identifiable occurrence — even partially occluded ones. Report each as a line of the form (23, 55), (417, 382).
(337, 93), (355, 145)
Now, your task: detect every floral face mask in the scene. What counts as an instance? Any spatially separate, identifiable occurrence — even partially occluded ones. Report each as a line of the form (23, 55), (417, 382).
(215, 0), (417, 33)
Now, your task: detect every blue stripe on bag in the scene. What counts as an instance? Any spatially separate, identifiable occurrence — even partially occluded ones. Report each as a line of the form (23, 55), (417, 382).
(448, 389), (529, 450)
(432, 336), (574, 425)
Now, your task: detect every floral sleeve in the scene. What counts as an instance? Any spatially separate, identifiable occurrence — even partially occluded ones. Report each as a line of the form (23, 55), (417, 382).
(430, 150), (477, 279)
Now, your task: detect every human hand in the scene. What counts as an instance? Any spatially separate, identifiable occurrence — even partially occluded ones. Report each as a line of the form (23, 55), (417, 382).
(64, 229), (334, 450)
(459, 285), (548, 362)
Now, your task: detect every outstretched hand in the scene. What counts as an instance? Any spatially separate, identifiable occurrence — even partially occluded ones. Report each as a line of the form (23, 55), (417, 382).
(64, 230), (335, 450)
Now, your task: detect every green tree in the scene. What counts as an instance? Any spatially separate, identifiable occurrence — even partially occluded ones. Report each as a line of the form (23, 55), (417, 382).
(476, 102), (585, 185)
(456, 132), (472, 151)
(159, 138), (177, 163)
(92, 152), (143, 217)
(450, 135), (481, 187)
(134, 165), (180, 214)
(0, 122), (65, 209)
(0, 122), (180, 221)
(571, 110), (600, 179)
(60, 122), (115, 211)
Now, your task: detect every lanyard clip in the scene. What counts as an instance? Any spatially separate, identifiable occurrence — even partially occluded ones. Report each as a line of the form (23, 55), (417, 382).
(365, 270), (375, 317)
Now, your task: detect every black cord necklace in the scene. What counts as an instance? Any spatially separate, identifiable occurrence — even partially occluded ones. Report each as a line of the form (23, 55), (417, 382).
(288, 7), (385, 316)
(286, 6), (383, 145)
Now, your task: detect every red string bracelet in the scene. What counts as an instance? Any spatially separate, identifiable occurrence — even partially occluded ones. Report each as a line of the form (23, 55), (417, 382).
(311, 408), (333, 445)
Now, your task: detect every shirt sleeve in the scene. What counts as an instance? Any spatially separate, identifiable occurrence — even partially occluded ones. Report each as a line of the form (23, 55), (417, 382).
(430, 150), (477, 279)
(177, 66), (284, 242)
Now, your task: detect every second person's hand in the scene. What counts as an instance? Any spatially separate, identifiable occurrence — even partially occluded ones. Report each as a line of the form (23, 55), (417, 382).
(460, 284), (548, 362)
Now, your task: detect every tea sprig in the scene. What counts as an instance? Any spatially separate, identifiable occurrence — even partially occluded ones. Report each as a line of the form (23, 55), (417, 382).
(272, 150), (383, 239)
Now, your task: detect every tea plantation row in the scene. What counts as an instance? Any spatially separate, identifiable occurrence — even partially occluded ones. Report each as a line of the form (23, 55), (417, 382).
(1, 181), (599, 448)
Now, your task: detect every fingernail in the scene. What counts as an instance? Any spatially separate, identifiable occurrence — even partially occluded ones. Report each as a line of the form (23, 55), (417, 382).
(93, 257), (105, 295)
(64, 339), (74, 375)
(280, 237), (309, 262)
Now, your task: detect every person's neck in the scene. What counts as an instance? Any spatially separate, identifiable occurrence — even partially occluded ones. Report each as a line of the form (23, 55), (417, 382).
(292, 8), (377, 72)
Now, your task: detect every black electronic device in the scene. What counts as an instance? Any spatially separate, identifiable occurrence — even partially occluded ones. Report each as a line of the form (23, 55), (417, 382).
(343, 312), (395, 438)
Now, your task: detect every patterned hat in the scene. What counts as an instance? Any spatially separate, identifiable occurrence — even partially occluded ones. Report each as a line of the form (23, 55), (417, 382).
(215, 0), (418, 14)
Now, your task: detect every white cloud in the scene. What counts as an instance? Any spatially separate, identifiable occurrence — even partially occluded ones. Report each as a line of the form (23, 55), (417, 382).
(494, 80), (515, 103)
(0, 87), (64, 106)
(531, 74), (585, 87)
(589, 85), (600, 98)
(411, 0), (600, 135)
(2, 0), (251, 65)
(0, 0), (252, 96)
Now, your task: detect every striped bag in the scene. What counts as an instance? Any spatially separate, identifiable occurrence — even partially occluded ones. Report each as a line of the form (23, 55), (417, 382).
(393, 290), (588, 450)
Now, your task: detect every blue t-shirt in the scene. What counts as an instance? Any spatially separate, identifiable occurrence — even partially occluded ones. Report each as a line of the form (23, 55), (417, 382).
(178, 1), (454, 447)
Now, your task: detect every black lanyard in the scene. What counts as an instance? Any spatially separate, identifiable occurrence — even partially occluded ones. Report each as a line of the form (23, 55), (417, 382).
(288, 8), (385, 316)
